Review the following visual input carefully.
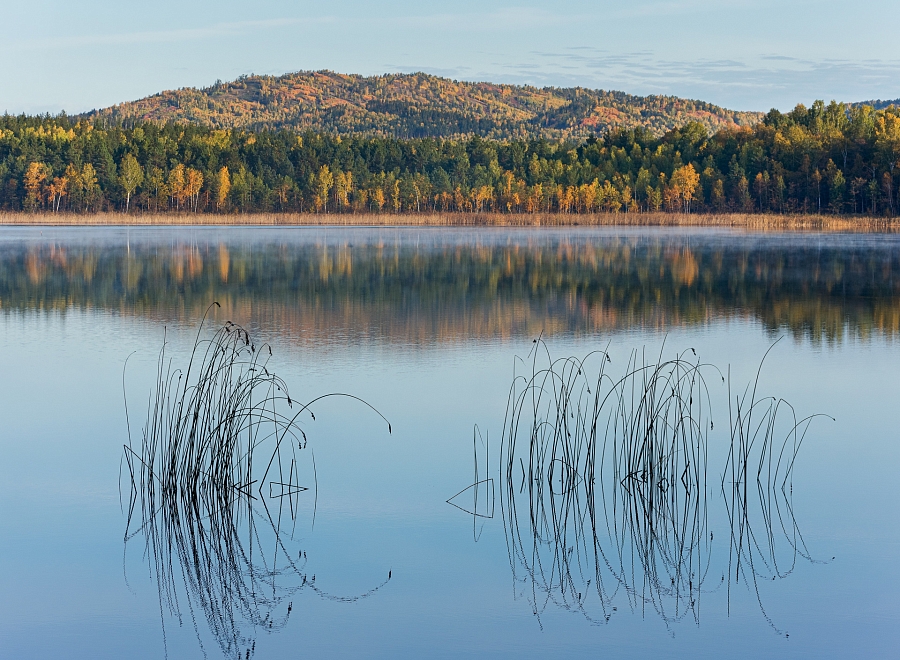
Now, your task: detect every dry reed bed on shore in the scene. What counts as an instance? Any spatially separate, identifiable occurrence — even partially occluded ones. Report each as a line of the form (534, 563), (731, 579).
(2, 211), (900, 232)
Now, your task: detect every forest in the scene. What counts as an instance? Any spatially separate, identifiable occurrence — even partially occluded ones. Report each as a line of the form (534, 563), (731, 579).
(82, 71), (762, 139)
(2, 100), (900, 216)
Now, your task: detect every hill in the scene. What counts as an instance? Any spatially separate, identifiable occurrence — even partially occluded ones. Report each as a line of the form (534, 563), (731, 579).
(854, 98), (900, 110)
(82, 70), (763, 139)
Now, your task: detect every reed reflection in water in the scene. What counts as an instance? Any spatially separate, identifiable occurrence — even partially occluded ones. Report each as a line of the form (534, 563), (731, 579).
(121, 311), (392, 659)
(451, 339), (828, 633)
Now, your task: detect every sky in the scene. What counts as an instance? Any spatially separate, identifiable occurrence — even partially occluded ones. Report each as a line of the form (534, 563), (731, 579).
(2, 0), (900, 115)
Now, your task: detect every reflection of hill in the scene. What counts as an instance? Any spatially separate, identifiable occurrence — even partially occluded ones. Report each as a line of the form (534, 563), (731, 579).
(1, 234), (898, 342)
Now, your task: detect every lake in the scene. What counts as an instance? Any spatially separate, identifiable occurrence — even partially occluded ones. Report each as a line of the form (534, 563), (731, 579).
(0, 226), (897, 659)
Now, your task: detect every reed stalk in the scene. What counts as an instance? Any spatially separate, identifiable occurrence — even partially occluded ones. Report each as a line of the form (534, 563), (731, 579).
(121, 307), (391, 659)
(493, 338), (826, 632)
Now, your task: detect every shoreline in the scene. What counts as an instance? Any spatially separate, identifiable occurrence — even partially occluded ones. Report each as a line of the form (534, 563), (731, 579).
(1, 211), (899, 232)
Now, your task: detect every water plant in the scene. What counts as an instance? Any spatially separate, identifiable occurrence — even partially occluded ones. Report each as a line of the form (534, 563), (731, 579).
(498, 339), (714, 626)
(122, 305), (391, 659)
(721, 344), (831, 633)
(473, 338), (826, 632)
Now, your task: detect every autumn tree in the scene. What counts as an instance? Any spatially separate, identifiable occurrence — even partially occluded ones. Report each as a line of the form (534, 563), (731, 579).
(24, 162), (51, 211)
(669, 164), (700, 213)
(185, 168), (203, 212)
(315, 165), (333, 212)
(754, 172), (770, 212)
(216, 166), (231, 211)
(81, 163), (99, 212)
(411, 173), (431, 212)
(168, 164), (186, 211)
(118, 154), (143, 212)
(63, 164), (81, 211)
(598, 180), (621, 213)
(334, 170), (352, 211)
(388, 176), (401, 213)
(370, 186), (385, 212)
(647, 186), (663, 212)
(48, 175), (68, 212)
(876, 112), (900, 168)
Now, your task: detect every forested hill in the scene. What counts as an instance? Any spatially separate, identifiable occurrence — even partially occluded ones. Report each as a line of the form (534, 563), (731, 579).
(857, 99), (900, 110)
(81, 70), (762, 139)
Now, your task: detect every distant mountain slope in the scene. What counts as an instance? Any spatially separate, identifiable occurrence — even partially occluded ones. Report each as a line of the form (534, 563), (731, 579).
(82, 70), (763, 139)
(854, 98), (900, 110)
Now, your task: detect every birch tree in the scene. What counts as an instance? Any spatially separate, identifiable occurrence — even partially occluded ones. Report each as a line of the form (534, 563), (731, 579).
(119, 154), (143, 212)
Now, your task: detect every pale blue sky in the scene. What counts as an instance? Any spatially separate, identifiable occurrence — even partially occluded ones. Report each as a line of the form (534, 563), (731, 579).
(3, 0), (899, 114)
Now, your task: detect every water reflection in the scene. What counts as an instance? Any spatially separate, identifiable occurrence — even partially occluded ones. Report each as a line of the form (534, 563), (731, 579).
(446, 427), (495, 542)
(2, 229), (900, 342)
(454, 340), (827, 633)
(721, 360), (828, 634)
(122, 315), (391, 659)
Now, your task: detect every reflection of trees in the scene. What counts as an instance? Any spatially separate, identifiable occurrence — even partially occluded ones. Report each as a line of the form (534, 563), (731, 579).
(2, 235), (899, 342)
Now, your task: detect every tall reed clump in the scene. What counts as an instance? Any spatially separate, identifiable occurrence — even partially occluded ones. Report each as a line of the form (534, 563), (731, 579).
(721, 345), (830, 633)
(122, 305), (391, 659)
(496, 338), (823, 632)
(500, 339), (715, 627)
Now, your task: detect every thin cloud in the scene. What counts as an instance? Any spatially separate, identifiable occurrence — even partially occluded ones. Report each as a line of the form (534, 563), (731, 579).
(503, 52), (900, 108)
(607, 0), (757, 19)
(1, 17), (333, 53)
(326, 53), (900, 109)
(388, 7), (569, 31)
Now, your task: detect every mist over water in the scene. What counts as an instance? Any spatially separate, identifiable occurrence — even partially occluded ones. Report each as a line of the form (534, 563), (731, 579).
(0, 226), (897, 658)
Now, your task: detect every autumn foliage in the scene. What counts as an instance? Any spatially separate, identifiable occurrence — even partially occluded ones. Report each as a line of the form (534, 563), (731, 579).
(84, 71), (761, 140)
(1, 100), (899, 216)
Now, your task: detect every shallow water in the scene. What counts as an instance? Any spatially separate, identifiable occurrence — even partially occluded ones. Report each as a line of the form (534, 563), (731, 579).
(0, 226), (897, 659)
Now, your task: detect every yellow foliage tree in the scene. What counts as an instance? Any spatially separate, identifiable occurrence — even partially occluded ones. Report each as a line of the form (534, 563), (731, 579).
(185, 168), (204, 212)
(24, 162), (50, 211)
(334, 170), (352, 210)
(48, 176), (69, 212)
(669, 164), (700, 213)
(389, 178), (401, 213)
(168, 164), (186, 210)
(216, 166), (231, 211)
(370, 186), (385, 212)
(315, 165), (334, 212)
(81, 163), (99, 212)
(597, 180), (622, 213)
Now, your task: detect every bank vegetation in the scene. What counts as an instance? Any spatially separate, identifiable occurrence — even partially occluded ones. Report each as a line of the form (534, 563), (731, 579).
(3, 101), (900, 222)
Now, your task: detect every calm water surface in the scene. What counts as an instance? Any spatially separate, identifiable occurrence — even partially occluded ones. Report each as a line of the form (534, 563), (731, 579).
(0, 226), (897, 659)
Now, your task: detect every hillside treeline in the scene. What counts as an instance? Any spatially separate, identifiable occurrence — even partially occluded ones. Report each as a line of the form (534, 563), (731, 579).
(2, 100), (900, 216)
(82, 71), (762, 140)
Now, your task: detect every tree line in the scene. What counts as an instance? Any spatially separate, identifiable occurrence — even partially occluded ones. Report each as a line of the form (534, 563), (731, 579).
(2, 100), (900, 216)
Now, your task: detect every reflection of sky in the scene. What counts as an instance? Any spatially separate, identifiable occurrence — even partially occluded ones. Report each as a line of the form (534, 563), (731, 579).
(0, 229), (898, 658)
(3, 1), (900, 114)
